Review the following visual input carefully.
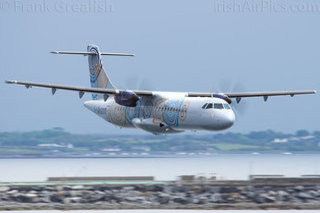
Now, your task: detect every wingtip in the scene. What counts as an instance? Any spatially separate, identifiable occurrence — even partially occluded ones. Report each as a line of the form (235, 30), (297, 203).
(5, 80), (17, 84)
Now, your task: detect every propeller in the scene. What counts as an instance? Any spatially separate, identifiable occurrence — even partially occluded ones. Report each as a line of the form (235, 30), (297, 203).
(125, 76), (154, 91)
(211, 78), (248, 116)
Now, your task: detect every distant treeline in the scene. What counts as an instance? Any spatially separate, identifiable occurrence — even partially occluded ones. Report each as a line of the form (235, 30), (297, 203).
(0, 128), (320, 157)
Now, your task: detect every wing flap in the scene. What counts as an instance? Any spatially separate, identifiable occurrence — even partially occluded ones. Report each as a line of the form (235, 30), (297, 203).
(5, 80), (153, 97)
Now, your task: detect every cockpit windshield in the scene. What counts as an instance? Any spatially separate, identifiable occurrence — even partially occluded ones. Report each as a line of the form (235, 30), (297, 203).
(214, 103), (223, 109)
(223, 104), (231, 109)
(202, 103), (231, 110)
(206, 103), (213, 109)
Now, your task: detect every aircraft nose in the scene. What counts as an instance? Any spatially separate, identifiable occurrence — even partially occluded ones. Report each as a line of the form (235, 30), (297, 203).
(222, 110), (235, 129)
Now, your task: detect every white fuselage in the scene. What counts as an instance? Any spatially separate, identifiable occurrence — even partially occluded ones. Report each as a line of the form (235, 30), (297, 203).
(84, 92), (235, 135)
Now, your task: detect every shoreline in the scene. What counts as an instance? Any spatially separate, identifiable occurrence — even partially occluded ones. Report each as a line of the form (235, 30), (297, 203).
(1, 178), (320, 210)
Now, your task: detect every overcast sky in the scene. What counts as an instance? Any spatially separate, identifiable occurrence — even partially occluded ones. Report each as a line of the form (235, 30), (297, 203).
(0, 0), (319, 134)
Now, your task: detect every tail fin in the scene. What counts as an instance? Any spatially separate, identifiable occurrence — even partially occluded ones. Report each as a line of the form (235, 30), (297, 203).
(51, 44), (134, 100)
(87, 45), (115, 100)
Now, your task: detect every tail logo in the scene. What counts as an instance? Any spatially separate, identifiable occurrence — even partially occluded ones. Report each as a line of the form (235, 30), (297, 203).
(90, 63), (103, 83)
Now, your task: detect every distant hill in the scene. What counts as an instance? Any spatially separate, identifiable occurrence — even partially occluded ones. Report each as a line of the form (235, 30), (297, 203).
(0, 128), (320, 157)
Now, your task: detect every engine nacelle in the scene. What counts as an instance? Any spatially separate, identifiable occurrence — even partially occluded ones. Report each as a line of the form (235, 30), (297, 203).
(114, 91), (139, 107)
(212, 93), (232, 104)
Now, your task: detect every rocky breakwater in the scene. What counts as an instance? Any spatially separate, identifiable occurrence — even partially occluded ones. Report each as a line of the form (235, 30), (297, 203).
(1, 181), (320, 210)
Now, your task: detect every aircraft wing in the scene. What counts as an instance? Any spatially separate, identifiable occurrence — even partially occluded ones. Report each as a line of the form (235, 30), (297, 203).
(5, 80), (153, 100)
(226, 91), (316, 103)
(225, 91), (316, 98)
(188, 90), (316, 103)
(5, 80), (316, 103)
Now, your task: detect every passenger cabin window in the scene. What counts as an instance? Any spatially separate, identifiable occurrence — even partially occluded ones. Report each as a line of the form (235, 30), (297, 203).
(214, 103), (224, 109)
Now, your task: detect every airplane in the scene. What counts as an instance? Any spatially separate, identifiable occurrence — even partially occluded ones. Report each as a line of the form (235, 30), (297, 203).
(5, 45), (316, 135)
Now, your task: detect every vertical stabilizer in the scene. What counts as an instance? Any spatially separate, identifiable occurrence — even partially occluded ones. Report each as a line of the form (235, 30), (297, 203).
(87, 44), (115, 100)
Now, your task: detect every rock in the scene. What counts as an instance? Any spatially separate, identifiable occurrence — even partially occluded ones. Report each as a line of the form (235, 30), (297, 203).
(173, 197), (190, 204)
(157, 192), (170, 204)
(32, 186), (46, 191)
(104, 194), (122, 203)
(309, 190), (319, 197)
(50, 194), (64, 203)
(64, 197), (82, 204)
(277, 190), (290, 201)
(261, 194), (276, 203)
(193, 196), (208, 204)
(94, 190), (105, 195)
(40, 190), (51, 195)
(201, 192), (213, 199)
(278, 190), (289, 197)
(69, 190), (83, 197)
(191, 185), (204, 193)
(55, 186), (65, 191)
(172, 185), (191, 193)
(158, 196), (170, 204)
(57, 190), (69, 197)
(227, 197), (235, 202)
(220, 187), (240, 193)
(0, 186), (10, 192)
(268, 190), (276, 196)
(71, 185), (85, 190)
(39, 197), (51, 203)
(122, 186), (135, 191)
(140, 200), (153, 206)
(230, 192), (241, 198)
(7, 190), (18, 194)
(297, 192), (313, 200)
(210, 193), (222, 203)
(11, 193), (38, 203)
(245, 191), (256, 199)
(86, 194), (106, 203)
(63, 197), (72, 204)
(62, 186), (73, 191)
(294, 186), (304, 191)
(26, 193), (39, 203)
(253, 196), (265, 204)
(206, 186), (220, 193)
(125, 196), (146, 203)
(45, 187), (55, 191)
(25, 193), (37, 198)
(286, 188), (295, 193)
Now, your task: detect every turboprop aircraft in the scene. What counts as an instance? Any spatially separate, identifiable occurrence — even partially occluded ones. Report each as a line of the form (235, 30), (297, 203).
(6, 45), (316, 135)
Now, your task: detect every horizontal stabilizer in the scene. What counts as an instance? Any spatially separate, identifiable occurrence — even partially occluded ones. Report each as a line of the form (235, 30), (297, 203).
(50, 51), (135, 56)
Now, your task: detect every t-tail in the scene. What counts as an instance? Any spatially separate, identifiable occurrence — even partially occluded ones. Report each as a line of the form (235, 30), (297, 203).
(51, 44), (134, 100)
(87, 45), (114, 100)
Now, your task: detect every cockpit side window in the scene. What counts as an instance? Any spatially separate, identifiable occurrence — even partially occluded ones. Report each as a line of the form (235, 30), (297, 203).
(223, 104), (231, 109)
(206, 103), (213, 109)
(202, 103), (208, 109)
(214, 103), (224, 109)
